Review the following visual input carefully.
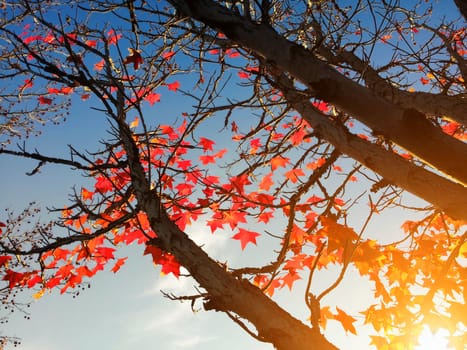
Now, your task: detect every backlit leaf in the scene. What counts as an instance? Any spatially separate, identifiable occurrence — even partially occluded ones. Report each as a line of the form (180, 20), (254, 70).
(232, 228), (260, 250)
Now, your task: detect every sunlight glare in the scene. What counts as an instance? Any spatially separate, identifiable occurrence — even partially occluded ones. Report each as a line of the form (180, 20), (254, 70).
(415, 326), (453, 350)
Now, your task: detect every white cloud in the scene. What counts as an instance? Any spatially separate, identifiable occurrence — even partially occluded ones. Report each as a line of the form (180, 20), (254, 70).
(185, 219), (230, 259)
(140, 218), (231, 297)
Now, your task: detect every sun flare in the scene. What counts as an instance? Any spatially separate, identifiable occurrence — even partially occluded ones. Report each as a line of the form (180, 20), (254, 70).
(415, 326), (453, 350)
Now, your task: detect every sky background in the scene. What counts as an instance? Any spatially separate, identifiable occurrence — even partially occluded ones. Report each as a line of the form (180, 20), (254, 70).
(0, 1), (462, 349)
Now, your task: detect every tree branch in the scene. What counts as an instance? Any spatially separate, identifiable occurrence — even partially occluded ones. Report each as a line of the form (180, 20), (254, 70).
(168, 0), (467, 186)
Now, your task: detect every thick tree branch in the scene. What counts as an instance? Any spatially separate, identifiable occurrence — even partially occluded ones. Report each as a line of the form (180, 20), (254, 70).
(314, 44), (467, 126)
(168, 0), (467, 186)
(271, 73), (467, 220)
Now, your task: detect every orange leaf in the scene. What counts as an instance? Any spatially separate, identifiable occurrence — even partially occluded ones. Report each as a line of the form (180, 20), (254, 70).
(259, 173), (274, 191)
(270, 156), (289, 171)
(111, 257), (128, 273)
(81, 187), (94, 201)
(257, 211), (274, 224)
(319, 216), (358, 253)
(319, 306), (333, 329)
(129, 117), (139, 129)
(285, 168), (305, 183)
(334, 307), (357, 334)
(380, 34), (392, 43)
(370, 335), (389, 349)
(307, 158), (325, 170)
(281, 270), (301, 290)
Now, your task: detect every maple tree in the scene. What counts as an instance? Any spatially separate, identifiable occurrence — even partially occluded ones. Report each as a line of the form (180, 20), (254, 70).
(0, 1), (466, 349)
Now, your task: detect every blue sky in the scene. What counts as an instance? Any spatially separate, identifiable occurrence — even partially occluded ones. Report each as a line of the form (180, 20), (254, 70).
(0, 1), (463, 349)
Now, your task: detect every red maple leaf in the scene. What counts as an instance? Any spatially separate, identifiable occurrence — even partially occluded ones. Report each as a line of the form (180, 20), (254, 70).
(95, 246), (115, 260)
(3, 270), (27, 288)
(95, 176), (113, 193)
(26, 274), (42, 288)
(199, 154), (215, 165)
(94, 59), (105, 71)
(160, 254), (180, 277)
(76, 266), (95, 278)
(144, 244), (164, 263)
(0, 255), (11, 267)
(232, 228), (260, 250)
(145, 92), (161, 105)
(207, 212), (225, 233)
(107, 29), (122, 45)
(38, 96), (53, 105)
(176, 159), (192, 170)
(289, 127), (307, 145)
(166, 81), (180, 91)
(223, 210), (247, 229)
(124, 48), (143, 69)
(199, 137), (215, 152)
(231, 121), (238, 133)
(85, 39), (97, 47)
(175, 182), (193, 196)
(238, 71), (250, 79)
(162, 51), (175, 60)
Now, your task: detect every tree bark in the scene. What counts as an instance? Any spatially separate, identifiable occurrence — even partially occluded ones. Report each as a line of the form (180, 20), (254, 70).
(168, 0), (467, 187)
(273, 74), (467, 220)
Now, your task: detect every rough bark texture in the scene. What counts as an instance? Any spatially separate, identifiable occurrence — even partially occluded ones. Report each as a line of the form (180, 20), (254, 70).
(274, 75), (467, 220)
(168, 0), (467, 188)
